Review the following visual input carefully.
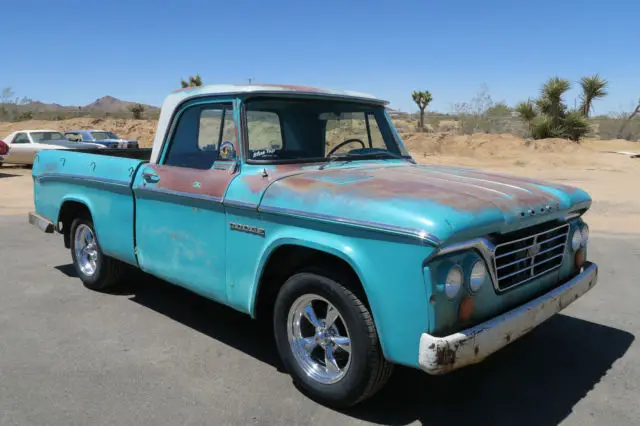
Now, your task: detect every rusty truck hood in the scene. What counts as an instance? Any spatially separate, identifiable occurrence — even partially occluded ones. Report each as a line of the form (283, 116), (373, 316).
(258, 162), (591, 244)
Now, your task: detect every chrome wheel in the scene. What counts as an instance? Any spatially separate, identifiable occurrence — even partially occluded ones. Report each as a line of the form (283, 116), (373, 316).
(287, 294), (352, 384)
(74, 224), (98, 276)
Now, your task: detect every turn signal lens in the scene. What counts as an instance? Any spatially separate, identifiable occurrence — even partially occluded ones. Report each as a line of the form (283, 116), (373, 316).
(575, 248), (585, 269)
(459, 296), (474, 322)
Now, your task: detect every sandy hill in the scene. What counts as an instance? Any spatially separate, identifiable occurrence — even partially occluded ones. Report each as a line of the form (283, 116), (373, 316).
(22, 96), (159, 115)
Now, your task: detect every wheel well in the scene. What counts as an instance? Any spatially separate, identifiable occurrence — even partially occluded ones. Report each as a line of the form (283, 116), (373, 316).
(58, 201), (92, 248)
(254, 244), (369, 322)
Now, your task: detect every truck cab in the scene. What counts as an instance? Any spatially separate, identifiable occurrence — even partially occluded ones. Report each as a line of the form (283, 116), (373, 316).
(29, 84), (598, 407)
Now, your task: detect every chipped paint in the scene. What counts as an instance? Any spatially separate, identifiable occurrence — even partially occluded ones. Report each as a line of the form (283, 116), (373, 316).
(145, 164), (235, 199)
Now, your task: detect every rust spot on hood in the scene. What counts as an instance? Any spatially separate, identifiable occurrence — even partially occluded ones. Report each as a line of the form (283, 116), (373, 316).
(241, 163), (321, 195)
(263, 164), (570, 213)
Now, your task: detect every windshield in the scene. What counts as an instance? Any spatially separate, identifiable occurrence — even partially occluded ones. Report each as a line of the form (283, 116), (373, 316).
(245, 98), (409, 163)
(90, 131), (119, 140)
(30, 132), (65, 143)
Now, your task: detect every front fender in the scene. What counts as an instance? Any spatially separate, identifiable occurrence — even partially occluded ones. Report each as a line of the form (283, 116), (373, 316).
(249, 236), (368, 316)
(224, 208), (434, 368)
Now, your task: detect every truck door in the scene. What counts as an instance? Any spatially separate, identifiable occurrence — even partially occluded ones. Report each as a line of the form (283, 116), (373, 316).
(132, 98), (239, 302)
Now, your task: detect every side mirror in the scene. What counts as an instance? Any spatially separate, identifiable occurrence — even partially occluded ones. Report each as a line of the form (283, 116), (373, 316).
(219, 141), (236, 161)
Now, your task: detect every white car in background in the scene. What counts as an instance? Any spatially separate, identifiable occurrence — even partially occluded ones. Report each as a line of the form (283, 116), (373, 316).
(2, 130), (106, 166)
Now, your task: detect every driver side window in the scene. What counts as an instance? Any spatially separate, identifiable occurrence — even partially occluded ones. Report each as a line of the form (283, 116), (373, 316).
(323, 112), (385, 155)
(164, 103), (235, 170)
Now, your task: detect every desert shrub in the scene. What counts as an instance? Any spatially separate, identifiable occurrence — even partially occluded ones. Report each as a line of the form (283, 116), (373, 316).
(180, 74), (203, 88)
(597, 116), (640, 140)
(454, 85), (524, 135)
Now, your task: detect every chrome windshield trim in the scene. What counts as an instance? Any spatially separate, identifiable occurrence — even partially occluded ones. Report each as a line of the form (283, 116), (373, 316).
(258, 205), (441, 246)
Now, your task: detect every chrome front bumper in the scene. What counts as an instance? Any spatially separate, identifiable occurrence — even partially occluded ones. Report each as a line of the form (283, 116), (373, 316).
(418, 262), (598, 374)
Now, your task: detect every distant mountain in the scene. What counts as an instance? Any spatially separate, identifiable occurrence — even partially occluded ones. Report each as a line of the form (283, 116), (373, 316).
(23, 96), (159, 114)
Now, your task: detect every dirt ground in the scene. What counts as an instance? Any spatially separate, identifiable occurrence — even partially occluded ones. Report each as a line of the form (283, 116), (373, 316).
(2, 119), (639, 235)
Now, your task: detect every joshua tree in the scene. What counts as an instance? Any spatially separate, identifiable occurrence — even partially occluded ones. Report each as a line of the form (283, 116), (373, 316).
(129, 103), (145, 119)
(180, 74), (203, 88)
(579, 74), (608, 117)
(411, 90), (433, 132)
(515, 76), (605, 141)
(617, 98), (640, 139)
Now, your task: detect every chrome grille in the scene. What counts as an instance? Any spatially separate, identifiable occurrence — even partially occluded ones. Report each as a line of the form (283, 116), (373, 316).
(493, 223), (569, 291)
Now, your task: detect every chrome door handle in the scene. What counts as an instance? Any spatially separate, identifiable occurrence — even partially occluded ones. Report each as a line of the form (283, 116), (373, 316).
(142, 170), (160, 183)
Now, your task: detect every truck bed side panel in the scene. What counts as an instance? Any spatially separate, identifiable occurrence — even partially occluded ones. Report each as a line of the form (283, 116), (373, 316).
(32, 150), (145, 266)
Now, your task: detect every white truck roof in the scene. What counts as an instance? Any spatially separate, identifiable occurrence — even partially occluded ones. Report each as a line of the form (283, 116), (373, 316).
(150, 83), (387, 163)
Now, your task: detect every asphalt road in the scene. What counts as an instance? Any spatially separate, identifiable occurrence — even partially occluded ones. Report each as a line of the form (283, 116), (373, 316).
(1, 212), (639, 426)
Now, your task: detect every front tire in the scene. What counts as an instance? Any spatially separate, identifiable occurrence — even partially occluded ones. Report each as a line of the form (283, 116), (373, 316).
(70, 217), (124, 291)
(273, 270), (393, 408)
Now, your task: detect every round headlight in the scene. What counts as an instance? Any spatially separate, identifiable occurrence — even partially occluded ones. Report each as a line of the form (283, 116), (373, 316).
(581, 223), (589, 246)
(469, 260), (486, 292)
(445, 266), (463, 300)
(571, 228), (583, 251)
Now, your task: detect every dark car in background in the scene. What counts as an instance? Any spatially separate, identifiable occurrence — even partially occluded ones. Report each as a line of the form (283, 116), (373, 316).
(64, 129), (138, 149)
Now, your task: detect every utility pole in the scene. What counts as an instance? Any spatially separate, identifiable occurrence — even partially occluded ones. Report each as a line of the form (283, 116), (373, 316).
(247, 78), (254, 84)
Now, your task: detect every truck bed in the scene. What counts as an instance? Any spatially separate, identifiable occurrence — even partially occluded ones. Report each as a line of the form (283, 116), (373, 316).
(32, 149), (148, 266)
(71, 147), (152, 161)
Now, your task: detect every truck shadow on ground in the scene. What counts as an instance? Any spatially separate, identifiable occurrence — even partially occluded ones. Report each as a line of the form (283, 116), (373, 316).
(343, 316), (634, 426)
(55, 264), (635, 425)
(0, 172), (22, 179)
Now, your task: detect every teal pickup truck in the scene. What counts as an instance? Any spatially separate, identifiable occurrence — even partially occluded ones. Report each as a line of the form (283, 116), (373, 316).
(29, 84), (598, 407)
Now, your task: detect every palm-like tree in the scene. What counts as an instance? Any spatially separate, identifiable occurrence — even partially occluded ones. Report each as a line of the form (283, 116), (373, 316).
(411, 90), (433, 132)
(536, 77), (570, 119)
(515, 76), (599, 142)
(180, 74), (203, 88)
(579, 74), (608, 117)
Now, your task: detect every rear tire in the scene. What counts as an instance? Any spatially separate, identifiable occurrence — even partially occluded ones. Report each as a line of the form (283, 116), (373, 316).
(70, 217), (125, 291)
(273, 270), (393, 408)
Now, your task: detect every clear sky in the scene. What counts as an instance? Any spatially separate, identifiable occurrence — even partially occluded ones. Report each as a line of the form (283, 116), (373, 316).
(2, 0), (638, 114)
